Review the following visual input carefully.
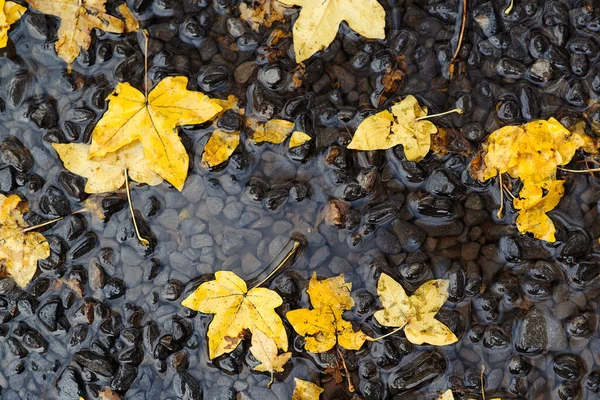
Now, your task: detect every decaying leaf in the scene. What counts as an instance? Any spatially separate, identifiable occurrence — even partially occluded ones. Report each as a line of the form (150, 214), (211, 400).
(472, 118), (587, 241)
(374, 273), (458, 346)
(201, 129), (241, 168)
(181, 271), (288, 359)
(240, 0), (288, 31)
(286, 273), (367, 353)
(89, 76), (223, 190)
(289, 131), (311, 148)
(278, 0), (385, 63)
(25, 0), (138, 67)
(250, 119), (295, 144)
(348, 95), (439, 161)
(53, 143), (162, 194)
(0, 195), (50, 287)
(292, 378), (324, 400)
(438, 389), (454, 400)
(0, 0), (26, 48)
(250, 328), (292, 387)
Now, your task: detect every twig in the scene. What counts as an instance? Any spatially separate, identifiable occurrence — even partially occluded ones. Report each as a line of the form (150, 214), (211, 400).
(124, 169), (149, 246)
(504, 0), (514, 14)
(250, 237), (302, 289)
(449, 0), (467, 72)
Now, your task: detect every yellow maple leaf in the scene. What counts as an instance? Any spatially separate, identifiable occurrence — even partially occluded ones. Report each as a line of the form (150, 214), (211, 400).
(181, 271), (288, 359)
(513, 180), (565, 242)
(286, 273), (367, 353)
(289, 131), (311, 149)
(374, 273), (458, 346)
(250, 119), (295, 144)
(89, 76), (223, 190)
(250, 328), (292, 387)
(25, 0), (138, 68)
(240, 0), (288, 31)
(0, 0), (25, 48)
(201, 129), (241, 168)
(292, 378), (324, 400)
(53, 142), (162, 194)
(474, 117), (585, 241)
(278, 0), (386, 63)
(0, 195), (50, 287)
(348, 95), (439, 161)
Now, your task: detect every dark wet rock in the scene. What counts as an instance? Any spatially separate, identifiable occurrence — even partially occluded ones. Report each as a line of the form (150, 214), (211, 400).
(39, 186), (71, 217)
(111, 364), (138, 392)
(22, 328), (48, 352)
(103, 278), (126, 300)
(37, 298), (63, 332)
(0, 137), (34, 172)
(391, 220), (426, 252)
(473, 2), (499, 38)
(0, 166), (16, 192)
(58, 171), (87, 201)
(415, 218), (464, 238)
(425, 170), (461, 198)
(554, 354), (584, 380)
(74, 350), (118, 377)
(173, 371), (202, 400)
(375, 229), (402, 254)
(7, 337), (28, 358)
(515, 308), (567, 354)
(508, 355), (532, 376)
(362, 200), (402, 225)
(154, 335), (183, 360)
(56, 367), (84, 398)
(389, 351), (446, 393)
(69, 232), (98, 260)
(496, 58), (526, 79)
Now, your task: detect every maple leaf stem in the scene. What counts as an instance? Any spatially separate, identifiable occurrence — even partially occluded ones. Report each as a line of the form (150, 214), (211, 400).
(123, 169), (150, 246)
(558, 166), (600, 173)
(249, 235), (303, 289)
(415, 108), (463, 121)
(335, 346), (355, 393)
(267, 372), (274, 389)
(497, 173), (504, 219)
(143, 30), (149, 103)
(365, 325), (404, 342)
(504, 0), (514, 14)
(481, 364), (486, 400)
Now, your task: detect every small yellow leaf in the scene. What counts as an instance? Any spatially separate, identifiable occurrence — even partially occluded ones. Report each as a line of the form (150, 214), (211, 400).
(438, 389), (454, 400)
(278, 0), (386, 63)
(514, 180), (564, 242)
(0, 1), (26, 48)
(89, 76), (223, 190)
(251, 119), (295, 144)
(473, 117), (585, 241)
(250, 328), (292, 387)
(181, 271), (288, 359)
(0, 195), (50, 287)
(201, 129), (241, 168)
(289, 131), (311, 148)
(292, 378), (324, 400)
(25, 0), (137, 67)
(348, 95), (438, 161)
(374, 274), (458, 346)
(53, 142), (162, 194)
(117, 3), (139, 33)
(286, 273), (367, 353)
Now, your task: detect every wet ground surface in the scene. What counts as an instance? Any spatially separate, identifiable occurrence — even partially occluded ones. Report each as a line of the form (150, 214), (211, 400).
(1, 0), (600, 399)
